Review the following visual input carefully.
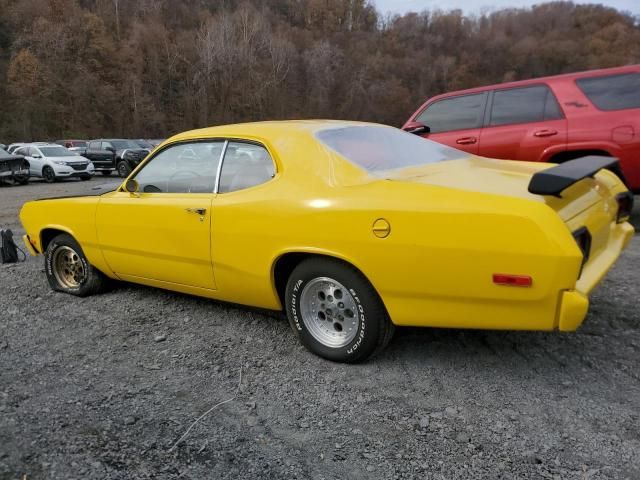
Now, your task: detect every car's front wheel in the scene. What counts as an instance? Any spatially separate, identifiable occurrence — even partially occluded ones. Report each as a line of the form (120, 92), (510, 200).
(285, 258), (394, 363)
(45, 234), (108, 297)
(42, 166), (56, 183)
(117, 161), (131, 178)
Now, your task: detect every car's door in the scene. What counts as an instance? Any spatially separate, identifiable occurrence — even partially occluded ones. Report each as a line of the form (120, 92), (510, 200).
(478, 85), (567, 162)
(95, 141), (224, 290)
(413, 92), (488, 154)
(19, 147), (42, 176)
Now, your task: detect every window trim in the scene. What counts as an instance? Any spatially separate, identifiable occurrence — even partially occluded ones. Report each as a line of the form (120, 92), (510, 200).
(414, 91), (489, 134)
(574, 72), (640, 112)
(484, 83), (565, 128)
(127, 137), (277, 195)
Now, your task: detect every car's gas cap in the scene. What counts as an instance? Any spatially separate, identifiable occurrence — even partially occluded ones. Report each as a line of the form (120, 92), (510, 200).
(372, 218), (391, 238)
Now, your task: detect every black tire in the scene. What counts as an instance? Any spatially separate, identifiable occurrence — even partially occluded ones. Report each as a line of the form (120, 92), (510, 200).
(42, 166), (56, 183)
(117, 161), (131, 178)
(44, 233), (108, 297)
(285, 257), (394, 363)
(101, 170), (112, 176)
(14, 175), (29, 185)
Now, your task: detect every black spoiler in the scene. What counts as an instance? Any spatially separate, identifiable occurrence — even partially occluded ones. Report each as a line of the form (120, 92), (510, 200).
(528, 156), (625, 197)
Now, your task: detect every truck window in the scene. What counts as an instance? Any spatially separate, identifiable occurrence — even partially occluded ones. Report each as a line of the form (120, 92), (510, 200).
(489, 85), (563, 127)
(415, 93), (486, 133)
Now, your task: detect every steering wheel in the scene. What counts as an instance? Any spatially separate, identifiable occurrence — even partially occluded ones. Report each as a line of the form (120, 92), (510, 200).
(167, 170), (201, 193)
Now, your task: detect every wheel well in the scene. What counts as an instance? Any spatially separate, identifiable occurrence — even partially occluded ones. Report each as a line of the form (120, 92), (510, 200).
(549, 149), (612, 164)
(273, 253), (359, 308)
(40, 228), (68, 251)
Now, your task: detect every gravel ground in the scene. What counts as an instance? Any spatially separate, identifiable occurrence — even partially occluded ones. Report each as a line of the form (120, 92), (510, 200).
(1, 177), (639, 480)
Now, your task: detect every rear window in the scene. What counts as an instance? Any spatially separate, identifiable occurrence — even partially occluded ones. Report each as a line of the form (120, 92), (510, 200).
(576, 73), (640, 111)
(316, 125), (466, 173)
(490, 85), (563, 126)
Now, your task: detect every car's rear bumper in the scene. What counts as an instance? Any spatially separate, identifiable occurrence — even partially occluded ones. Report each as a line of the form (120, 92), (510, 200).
(558, 220), (634, 331)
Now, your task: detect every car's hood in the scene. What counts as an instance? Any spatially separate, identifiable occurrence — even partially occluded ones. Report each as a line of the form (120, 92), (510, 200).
(381, 156), (613, 221)
(34, 182), (119, 201)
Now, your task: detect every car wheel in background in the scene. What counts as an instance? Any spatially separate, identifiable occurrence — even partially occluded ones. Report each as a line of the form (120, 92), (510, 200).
(285, 257), (394, 363)
(42, 166), (56, 183)
(117, 161), (131, 178)
(14, 174), (29, 185)
(44, 233), (108, 297)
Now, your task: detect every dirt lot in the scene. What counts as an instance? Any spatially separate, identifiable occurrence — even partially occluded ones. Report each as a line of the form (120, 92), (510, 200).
(1, 176), (639, 480)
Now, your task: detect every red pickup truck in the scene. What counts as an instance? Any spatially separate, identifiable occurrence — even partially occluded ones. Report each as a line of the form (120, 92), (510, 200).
(403, 65), (640, 192)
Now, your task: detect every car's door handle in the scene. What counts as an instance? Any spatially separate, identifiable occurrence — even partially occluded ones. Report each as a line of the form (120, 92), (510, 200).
(533, 129), (558, 137)
(456, 136), (477, 145)
(185, 208), (206, 215)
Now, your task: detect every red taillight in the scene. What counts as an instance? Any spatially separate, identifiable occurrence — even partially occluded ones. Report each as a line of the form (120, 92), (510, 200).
(616, 191), (634, 223)
(492, 274), (533, 287)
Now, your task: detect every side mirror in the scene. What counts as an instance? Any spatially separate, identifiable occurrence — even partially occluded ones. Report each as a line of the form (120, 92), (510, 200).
(124, 178), (139, 194)
(403, 122), (430, 136)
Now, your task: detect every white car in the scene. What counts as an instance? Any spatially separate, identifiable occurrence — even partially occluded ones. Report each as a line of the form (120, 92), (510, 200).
(15, 144), (95, 183)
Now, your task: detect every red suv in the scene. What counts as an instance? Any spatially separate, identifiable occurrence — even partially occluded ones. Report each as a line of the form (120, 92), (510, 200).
(403, 65), (640, 192)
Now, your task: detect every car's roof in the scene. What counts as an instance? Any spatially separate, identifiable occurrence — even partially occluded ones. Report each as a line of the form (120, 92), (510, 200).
(423, 64), (640, 101)
(170, 120), (381, 143)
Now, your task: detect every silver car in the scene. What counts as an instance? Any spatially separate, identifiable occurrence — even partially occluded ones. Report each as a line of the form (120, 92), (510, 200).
(15, 144), (95, 183)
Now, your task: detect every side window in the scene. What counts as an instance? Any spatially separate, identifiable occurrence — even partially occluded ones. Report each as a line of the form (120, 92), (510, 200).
(134, 141), (224, 193)
(102, 142), (113, 150)
(29, 147), (40, 157)
(416, 93), (486, 133)
(218, 142), (275, 193)
(489, 85), (562, 126)
(576, 73), (640, 111)
(88, 141), (99, 150)
(15, 147), (27, 155)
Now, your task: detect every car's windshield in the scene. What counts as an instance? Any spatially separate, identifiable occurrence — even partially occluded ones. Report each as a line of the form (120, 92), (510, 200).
(40, 146), (72, 157)
(316, 125), (466, 173)
(111, 140), (142, 149)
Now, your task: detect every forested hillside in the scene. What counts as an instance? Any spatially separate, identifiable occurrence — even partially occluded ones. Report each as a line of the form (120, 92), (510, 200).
(0, 0), (639, 141)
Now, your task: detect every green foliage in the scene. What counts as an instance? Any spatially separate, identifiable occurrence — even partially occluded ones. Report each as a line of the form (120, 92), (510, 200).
(0, 0), (638, 141)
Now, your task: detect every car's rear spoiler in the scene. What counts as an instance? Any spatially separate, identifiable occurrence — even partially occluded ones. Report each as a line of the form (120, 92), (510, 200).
(528, 156), (625, 197)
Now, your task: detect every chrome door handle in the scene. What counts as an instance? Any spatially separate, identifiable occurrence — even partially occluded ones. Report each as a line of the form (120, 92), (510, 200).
(185, 207), (206, 215)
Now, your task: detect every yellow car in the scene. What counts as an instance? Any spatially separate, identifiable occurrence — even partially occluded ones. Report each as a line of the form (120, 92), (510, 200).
(19, 121), (634, 362)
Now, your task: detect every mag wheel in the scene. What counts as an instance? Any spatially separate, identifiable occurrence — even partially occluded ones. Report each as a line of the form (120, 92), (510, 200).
(117, 161), (131, 178)
(285, 258), (394, 363)
(45, 234), (108, 297)
(42, 166), (56, 183)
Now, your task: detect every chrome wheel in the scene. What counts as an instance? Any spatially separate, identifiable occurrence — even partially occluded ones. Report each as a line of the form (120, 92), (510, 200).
(299, 277), (360, 348)
(52, 246), (86, 288)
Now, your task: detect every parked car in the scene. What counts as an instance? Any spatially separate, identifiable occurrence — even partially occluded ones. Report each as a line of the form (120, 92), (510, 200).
(0, 143), (6, 151)
(18, 121), (633, 362)
(0, 147), (30, 185)
(55, 140), (88, 156)
(15, 143), (94, 183)
(403, 64), (640, 192)
(85, 139), (149, 177)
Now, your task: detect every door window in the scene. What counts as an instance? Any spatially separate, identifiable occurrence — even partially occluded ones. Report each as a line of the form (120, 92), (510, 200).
(218, 142), (275, 193)
(489, 85), (563, 126)
(575, 73), (640, 111)
(88, 141), (100, 150)
(415, 93), (487, 133)
(102, 142), (114, 150)
(133, 142), (224, 193)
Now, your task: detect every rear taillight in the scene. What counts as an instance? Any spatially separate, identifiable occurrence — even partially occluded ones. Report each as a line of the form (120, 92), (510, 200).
(572, 227), (592, 277)
(616, 191), (634, 224)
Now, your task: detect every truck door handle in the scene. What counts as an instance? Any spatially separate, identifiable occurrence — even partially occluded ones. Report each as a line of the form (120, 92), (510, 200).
(456, 136), (477, 145)
(534, 129), (558, 137)
(185, 208), (206, 215)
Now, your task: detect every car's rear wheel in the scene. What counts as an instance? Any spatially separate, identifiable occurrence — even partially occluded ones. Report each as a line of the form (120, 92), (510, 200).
(42, 166), (56, 183)
(45, 234), (108, 297)
(117, 161), (131, 178)
(285, 257), (394, 363)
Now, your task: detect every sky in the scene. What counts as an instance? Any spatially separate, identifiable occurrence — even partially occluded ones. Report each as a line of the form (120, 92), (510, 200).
(374, 0), (640, 16)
